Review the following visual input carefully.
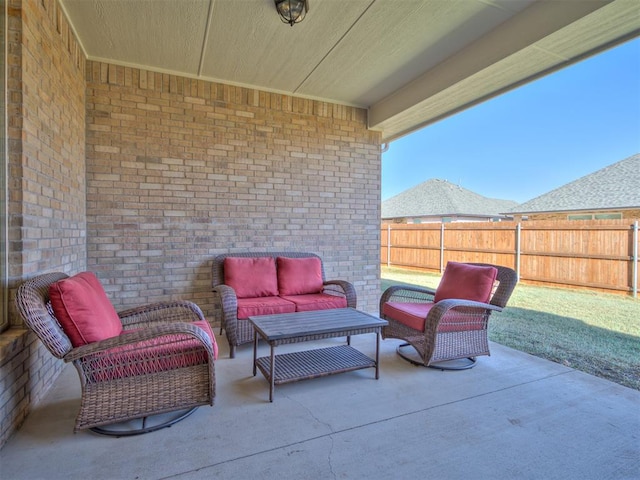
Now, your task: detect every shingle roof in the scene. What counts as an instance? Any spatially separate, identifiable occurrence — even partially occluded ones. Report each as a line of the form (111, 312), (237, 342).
(506, 153), (640, 214)
(381, 179), (518, 219)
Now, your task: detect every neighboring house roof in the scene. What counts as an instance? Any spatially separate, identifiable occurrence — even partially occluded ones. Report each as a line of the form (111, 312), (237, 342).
(381, 179), (518, 219)
(506, 153), (640, 214)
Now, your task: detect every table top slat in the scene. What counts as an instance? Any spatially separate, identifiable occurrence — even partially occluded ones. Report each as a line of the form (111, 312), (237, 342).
(249, 308), (387, 340)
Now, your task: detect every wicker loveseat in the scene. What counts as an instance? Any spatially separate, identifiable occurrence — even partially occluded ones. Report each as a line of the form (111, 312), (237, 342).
(212, 252), (357, 358)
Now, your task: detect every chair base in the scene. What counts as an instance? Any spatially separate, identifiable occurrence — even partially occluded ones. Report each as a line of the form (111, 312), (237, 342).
(89, 407), (197, 437)
(396, 343), (477, 370)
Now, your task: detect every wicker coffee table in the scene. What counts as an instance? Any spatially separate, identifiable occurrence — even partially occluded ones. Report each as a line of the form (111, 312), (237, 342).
(249, 308), (388, 402)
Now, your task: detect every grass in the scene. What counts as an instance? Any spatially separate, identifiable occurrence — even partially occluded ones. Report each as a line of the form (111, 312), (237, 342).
(381, 266), (640, 391)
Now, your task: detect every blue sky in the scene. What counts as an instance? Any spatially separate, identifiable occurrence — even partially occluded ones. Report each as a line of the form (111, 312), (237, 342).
(381, 37), (640, 203)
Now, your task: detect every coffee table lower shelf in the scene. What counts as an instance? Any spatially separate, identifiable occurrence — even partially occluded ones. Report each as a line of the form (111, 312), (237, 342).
(255, 345), (376, 387)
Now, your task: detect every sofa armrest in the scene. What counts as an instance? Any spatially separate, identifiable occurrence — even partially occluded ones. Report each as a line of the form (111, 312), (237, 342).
(212, 284), (238, 311)
(212, 284), (240, 357)
(323, 280), (357, 309)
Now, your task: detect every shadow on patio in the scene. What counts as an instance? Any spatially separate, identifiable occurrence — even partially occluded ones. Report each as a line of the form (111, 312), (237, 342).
(1, 334), (638, 479)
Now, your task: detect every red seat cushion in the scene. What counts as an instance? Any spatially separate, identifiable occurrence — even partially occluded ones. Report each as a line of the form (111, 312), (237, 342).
(382, 302), (435, 331)
(281, 293), (348, 312)
(276, 256), (323, 295)
(87, 320), (217, 382)
(434, 262), (497, 304)
(224, 257), (279, 299)
(383, 301), (486, 332)
(49, 272), (123, 347)
(236, 296), (296, 319)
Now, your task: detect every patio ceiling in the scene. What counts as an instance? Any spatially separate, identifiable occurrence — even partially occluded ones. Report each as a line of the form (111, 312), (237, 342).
(60, 0), (640, 143)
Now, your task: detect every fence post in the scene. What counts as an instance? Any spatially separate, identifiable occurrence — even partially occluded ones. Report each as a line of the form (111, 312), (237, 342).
(516, 222), (521, 280)
(440, 222), (445, 273)
(633, 221), (638, 298)
(387, 224), (391, 267)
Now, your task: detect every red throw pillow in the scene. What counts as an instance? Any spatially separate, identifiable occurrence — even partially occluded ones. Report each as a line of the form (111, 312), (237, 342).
(277, 256), (323, 295)
(49, 272), (123, 347)
(223, 257), (279, 298)
(434, 262), (498, 304)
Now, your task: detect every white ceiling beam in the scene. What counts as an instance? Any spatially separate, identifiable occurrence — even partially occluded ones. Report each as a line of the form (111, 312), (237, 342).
(368, 0), (614, 134)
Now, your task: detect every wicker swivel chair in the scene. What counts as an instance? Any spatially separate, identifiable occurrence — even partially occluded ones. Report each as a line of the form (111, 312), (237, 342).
(380, 262), (517, 369)
(15, 272), (217, 435)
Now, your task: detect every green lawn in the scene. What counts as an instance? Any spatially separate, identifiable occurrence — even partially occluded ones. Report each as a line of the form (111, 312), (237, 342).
(381, 266), (640, 390)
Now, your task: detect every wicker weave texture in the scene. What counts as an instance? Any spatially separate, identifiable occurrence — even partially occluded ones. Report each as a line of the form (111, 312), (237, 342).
(380, 263), (517, 366)
(15, 272), (73, 359)
(250, 309), (386, 400)
(256, 345), (376, 384)
(211, 252), (357, 358)
(15, 272), (216, 432)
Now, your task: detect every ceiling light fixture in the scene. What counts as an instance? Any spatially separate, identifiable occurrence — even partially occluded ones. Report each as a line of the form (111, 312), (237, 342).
(275, 0), (309, 26)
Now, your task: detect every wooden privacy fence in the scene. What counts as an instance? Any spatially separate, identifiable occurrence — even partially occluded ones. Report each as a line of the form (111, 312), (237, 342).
(381, 219), (639, 297)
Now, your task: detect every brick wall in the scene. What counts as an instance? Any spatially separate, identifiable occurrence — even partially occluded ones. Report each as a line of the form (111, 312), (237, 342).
(85, 63), (382, 320)
(9, 0), (86, 283)
(2, 0), (382, 450)
(1, 0), (85, 448)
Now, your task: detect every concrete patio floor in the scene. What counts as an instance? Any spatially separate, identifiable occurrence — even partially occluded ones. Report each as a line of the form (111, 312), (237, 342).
(1, 333), (639, 480)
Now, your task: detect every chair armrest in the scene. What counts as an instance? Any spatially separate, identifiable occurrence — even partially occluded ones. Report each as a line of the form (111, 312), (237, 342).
(118, 300), (206, 329)
(423, 298), (504, 333)
(431, 298), (503, 315)
(63, 322), (215, 363)
(323, 280), (357, 308)
(380, 284), (437, 311)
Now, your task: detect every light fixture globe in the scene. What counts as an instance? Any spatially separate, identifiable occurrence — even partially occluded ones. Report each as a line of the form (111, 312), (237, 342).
(275, 0), (309, 26)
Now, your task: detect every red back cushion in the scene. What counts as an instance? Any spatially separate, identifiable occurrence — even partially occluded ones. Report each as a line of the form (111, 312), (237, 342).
(224, 257), (279, 298)
(277, 256), (323, 295)
(49, 272), (123, 347)
(434, 262), (498, 304)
